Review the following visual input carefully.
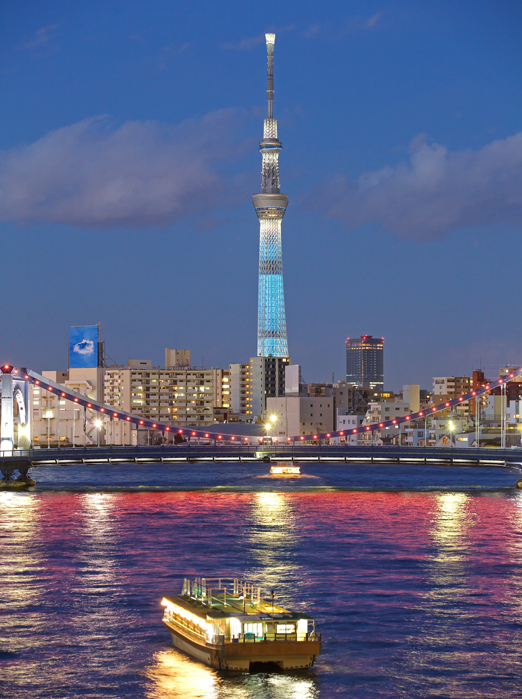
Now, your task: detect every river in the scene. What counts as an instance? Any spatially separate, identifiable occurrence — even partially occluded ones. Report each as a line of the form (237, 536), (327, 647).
(2, 461), (522, 698)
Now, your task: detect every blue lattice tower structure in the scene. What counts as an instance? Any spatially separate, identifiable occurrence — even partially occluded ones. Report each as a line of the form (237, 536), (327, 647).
(253, 33), (289, 358)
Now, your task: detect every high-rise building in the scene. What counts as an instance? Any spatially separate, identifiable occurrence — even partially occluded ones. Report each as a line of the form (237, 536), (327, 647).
(229, 363), (253, 421)
(250, 356), (290, 418)
(345, 336), (384, 390)
(253, 33), (289, 358)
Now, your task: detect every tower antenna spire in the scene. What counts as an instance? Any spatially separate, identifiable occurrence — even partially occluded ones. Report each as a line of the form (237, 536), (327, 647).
(265, 33), (275, 118)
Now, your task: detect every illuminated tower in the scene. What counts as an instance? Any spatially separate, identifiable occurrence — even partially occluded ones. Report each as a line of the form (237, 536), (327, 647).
(253, 33), (289, 358)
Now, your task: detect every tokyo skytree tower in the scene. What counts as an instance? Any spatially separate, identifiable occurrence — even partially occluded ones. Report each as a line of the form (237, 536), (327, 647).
(253, 33), (289, 358)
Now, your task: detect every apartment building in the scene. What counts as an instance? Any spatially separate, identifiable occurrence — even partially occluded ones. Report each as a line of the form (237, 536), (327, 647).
(104, 361), (229, 430)
(250, 356), (291, 418)
(229, 364), (253, 421)
(265, 395), (334, 439)
(31, 366), (106, 447)
(432, 376), (471, 417)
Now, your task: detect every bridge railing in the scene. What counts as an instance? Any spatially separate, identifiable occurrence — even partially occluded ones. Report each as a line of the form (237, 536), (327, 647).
(1, 443), (522, 461)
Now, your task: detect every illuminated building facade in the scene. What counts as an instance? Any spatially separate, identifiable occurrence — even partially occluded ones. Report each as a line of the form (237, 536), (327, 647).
(250, 355), (290, 418)
(253, 33), (289, 358)
(345, 335), (384, 390)
(229, 363), (253, 421)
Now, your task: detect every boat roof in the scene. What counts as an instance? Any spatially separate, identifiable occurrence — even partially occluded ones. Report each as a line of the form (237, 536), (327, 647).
(163, 594), (314, 622)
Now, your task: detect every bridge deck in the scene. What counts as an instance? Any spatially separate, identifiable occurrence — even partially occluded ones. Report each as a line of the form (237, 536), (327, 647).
(1, 445), (522, 467)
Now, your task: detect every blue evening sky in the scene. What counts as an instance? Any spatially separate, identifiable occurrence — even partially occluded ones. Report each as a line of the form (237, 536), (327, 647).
(1, 0), (522, 390)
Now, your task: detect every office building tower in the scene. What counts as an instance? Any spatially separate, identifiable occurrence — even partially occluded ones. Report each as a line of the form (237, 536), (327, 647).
(345, 335), (384, 390)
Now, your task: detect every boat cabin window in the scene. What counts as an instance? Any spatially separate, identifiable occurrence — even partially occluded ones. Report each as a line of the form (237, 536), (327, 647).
(276, 624), (295, 634)
(243, 622), (263, 637)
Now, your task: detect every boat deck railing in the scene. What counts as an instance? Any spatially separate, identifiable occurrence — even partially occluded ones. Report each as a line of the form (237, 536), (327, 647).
(215, 632), (321, 645)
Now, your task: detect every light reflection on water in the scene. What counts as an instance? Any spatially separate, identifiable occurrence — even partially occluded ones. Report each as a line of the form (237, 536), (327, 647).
(2, 466), (522, 698)
(246, 492), (302, 599)
(0, 492), (43, 626)
(144, 648), (319, 699)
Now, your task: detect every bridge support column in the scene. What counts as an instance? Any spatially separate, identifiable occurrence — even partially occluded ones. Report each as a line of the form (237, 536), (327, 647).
(0, 461), (15, 481)
(1, 373), (14, 451)
(1, 460), (34, 486)
(15, 461), (32, 479)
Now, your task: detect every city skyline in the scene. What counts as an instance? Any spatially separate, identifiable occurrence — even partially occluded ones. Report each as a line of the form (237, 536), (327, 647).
(1, 1), (522, 388)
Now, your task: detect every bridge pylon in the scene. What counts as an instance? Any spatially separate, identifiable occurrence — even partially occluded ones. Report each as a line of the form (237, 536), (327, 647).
(0, 365), (31, 452)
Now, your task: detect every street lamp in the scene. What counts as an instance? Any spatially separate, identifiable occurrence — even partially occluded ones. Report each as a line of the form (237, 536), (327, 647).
(265, 414), (277, 443)
(448, 420), (455, 445)
(94, 419), (102, 447)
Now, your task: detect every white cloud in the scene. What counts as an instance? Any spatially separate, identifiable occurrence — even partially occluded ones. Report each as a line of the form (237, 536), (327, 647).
(73, 340), (94, 355)
(221, 27), (294, 51)
(221, 34), (266, 51)
(309, 132), (522, 240)
(365, 12), (383, 29)
(19, 24), (61, 52)
(0, 111), (248, 228)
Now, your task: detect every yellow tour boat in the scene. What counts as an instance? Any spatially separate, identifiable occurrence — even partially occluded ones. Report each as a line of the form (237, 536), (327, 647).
(161, 577), (321, 671)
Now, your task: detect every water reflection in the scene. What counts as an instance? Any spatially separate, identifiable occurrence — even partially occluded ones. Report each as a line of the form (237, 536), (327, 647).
(421, 493), (471, 609)
(79, 492), (120, 584)
(431, 493), (469, 549)
(145, 649), (218, 699)
(144, 648), (319, 699)
(246, 492), (302, 595)
(0, 492), (43, 609)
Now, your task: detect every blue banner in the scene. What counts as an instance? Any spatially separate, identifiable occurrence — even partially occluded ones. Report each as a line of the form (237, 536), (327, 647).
(69, 325), (99, 368)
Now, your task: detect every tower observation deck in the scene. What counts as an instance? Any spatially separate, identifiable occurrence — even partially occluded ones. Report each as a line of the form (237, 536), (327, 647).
(253, 33), (289, 358)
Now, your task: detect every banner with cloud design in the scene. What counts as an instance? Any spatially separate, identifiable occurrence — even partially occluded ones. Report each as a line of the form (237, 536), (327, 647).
(69, 326), (99, 369)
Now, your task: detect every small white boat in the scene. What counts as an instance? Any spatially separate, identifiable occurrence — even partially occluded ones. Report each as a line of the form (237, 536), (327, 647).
(269, 463), (301, 476)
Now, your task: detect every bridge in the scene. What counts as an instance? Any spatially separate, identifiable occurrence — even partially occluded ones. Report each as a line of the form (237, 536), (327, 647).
(1, 363), (522, 482)
(1, 444), (522, 478)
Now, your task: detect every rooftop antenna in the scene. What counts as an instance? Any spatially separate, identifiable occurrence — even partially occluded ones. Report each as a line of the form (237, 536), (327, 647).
(265, 33), (275, 118)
